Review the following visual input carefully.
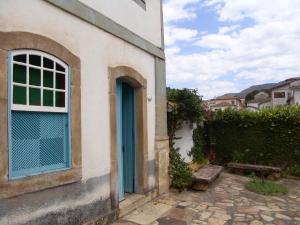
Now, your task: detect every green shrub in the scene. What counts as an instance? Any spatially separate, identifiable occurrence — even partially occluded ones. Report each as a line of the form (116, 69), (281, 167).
(169, 145), (193, 191)
(204, 106), (300, 174)
(188, 125), (207, 163)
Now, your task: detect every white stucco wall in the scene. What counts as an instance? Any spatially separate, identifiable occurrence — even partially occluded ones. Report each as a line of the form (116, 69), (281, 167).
(174, 121), (194, 163)
(79, 0), (163, 47)
(259, 101), (271, 109)
(210, 106), (232, 111)
(293, 90), (300, 104)
(272, 85), (291, 107)
(0, 0), (156, 197)
(247, 103), (259, 111)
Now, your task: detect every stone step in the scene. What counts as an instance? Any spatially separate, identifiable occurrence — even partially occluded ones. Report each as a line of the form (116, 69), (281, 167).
(119, 193), (153, 218)
(192, 164), (223, 191)
(227, 162), (282, 180)
(227, 162), (281, 172)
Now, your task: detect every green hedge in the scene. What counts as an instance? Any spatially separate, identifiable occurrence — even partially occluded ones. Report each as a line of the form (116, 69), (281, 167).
(188, 124), (209, 163)
(205, 106), (300, 170)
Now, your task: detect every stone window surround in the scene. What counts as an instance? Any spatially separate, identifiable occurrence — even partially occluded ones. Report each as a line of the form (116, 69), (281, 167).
(0, 31), (82, 199)
(109, 66), (148, 209)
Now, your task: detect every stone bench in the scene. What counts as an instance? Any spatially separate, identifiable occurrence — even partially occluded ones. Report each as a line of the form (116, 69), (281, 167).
(227, 162), (281, 180)
(192, 165), (223, 191)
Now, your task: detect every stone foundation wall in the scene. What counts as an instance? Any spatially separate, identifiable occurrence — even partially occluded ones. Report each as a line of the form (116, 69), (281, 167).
(155, 136), (169, 194)
(0, 175), (115, 225)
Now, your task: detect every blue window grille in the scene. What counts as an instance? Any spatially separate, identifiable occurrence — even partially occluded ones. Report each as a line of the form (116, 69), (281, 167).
(8, 50), (71, 179)
(9, 112), (70, 178)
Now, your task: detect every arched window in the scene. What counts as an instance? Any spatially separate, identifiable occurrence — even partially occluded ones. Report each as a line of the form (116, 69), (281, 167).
(9, 50), (71, 179)
(11, 50), (68, 112)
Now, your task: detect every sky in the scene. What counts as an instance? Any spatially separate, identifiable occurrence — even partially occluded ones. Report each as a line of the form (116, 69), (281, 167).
(162, 0), (300, 99)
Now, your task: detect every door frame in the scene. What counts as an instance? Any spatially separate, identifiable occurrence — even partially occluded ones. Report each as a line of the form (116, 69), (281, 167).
(116, 80), (137, 201)
(109, 66), (148, 209)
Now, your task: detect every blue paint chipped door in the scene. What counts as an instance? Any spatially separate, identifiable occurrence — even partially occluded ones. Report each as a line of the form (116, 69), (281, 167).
(122, 83), (136, 193)
(116, 80), (125, 201)
(116, 80), (136, 201)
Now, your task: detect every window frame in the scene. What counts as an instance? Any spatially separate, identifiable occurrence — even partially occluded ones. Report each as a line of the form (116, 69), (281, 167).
(274, 91), (286, 99)
(10, 50), (69, 113)
(0, 31), (82, 199)
(8, 50), (72, 180)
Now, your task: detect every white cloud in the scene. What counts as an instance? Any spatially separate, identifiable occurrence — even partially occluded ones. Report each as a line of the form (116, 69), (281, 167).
(165, 46), (181, 56)
(207, 0), (300, 23)
(196, 34), (234, 49)
(163, 0), (200, 24)
(197, 80), (238, 99)
(236, 68), (300, 82)
(218, 25), (240, 34)
(164, 0), (300, 98)
(164, 26), (198, 46)
(163, 1), (200, 47)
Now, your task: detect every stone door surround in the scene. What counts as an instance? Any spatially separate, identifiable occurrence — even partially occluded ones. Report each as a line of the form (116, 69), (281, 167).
(109, 66), (149, 209)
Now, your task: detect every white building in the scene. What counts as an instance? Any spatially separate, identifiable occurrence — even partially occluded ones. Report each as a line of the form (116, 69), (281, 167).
(208, 96), (243, 111)
(0, 1), (169, 224)
(289, 80), (300, 105)
(246, 91), (271, 111)
(271, 78), (300, 107)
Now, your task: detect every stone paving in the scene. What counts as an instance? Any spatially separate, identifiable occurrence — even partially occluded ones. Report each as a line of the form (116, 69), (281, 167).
(112, 172), (300, 225)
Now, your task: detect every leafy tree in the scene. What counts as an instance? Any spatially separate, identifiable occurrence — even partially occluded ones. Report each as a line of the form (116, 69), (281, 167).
(167, 88), (203, 144)
(167, 88), (204, 190)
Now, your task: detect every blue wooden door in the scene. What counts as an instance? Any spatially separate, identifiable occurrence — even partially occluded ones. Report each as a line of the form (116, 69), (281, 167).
(116, 80), (125, 201)
(122, 83), (136, 193)
(116, 81), (136, 201)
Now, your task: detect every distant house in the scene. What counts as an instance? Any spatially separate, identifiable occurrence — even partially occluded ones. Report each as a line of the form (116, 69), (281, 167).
(246, 78), (300, 111)
(208, 96), (243, 111)
(246, 91), (271, 111)
(271, 78), (300, 107)
(288, 80), (300, 105)
(215, 77), (300, 112)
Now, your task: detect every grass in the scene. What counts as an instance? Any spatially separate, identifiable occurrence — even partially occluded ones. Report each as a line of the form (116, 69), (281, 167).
(246, 179), (288, 195)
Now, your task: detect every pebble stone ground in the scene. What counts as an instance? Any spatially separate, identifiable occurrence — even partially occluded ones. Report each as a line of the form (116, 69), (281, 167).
(112, 172), (300, 225)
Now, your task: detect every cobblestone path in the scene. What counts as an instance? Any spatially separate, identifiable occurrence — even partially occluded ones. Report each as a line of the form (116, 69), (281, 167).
(113, 172), (300, 225)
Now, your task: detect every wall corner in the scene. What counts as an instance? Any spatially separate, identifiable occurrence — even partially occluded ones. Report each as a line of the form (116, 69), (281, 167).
(154, 57), (169, 194)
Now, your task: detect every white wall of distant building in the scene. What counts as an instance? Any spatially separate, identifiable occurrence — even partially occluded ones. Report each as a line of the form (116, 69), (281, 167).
(174, 121), (194, 163)
(271, 85), (292, 107)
